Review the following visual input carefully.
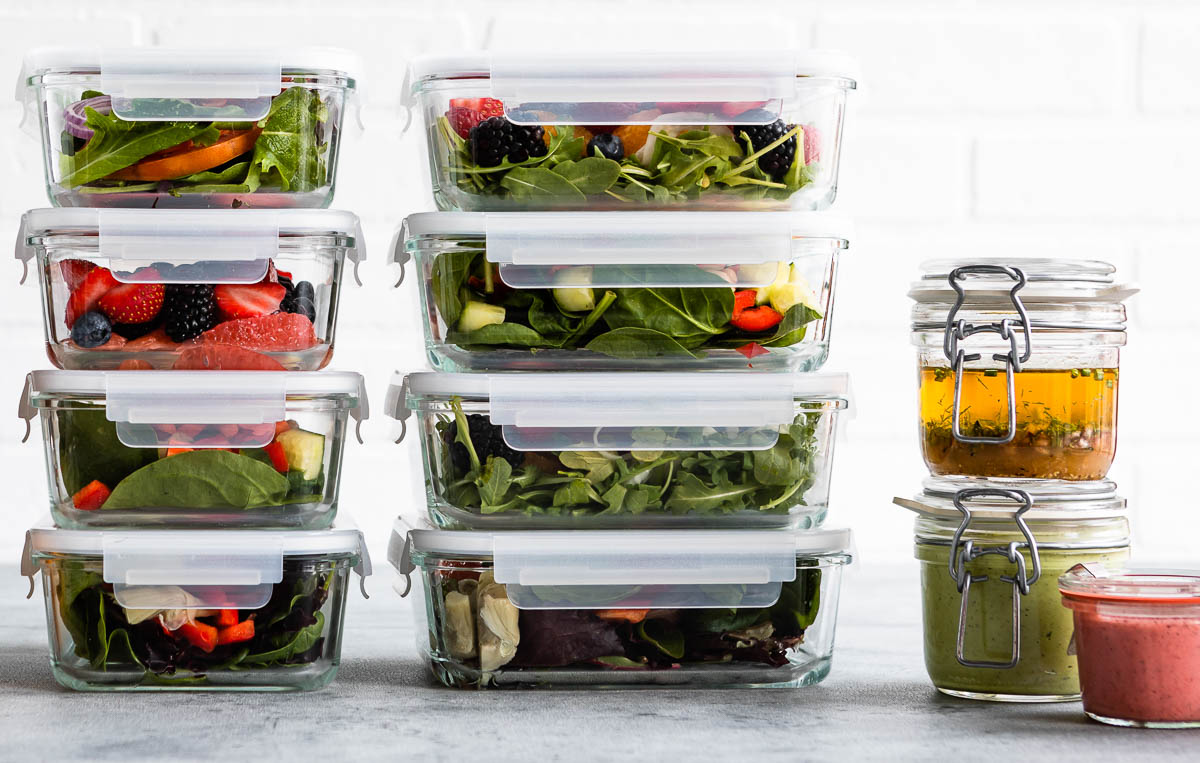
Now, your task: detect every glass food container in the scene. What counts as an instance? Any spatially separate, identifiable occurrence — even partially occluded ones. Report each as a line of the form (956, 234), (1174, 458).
(16, 208), (365, 371)
(389, 523), (852, 688)
(22, 520), (370, 691)
(896, 478), (1131, 701)
(18, 47), (358, 208)
(1061, 565), (1200, 728)
(396, 211), (850, 372)
(406, 51), (855, 211)
(390, 371), (850, 530)
(19, 370), (367, 529)
(909, 259), (1136, 481)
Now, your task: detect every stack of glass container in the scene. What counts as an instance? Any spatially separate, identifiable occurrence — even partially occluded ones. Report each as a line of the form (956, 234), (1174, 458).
(898, 259), (1138, 702)
(386, 51), (859, 688)
(13, 48), (371, 691)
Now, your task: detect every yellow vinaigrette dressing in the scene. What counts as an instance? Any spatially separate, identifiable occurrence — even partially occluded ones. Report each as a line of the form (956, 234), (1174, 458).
(919, 367), (1118, 480)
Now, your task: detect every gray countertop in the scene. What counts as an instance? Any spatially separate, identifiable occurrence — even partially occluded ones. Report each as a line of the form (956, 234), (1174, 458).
(1, 562), (1195, 762)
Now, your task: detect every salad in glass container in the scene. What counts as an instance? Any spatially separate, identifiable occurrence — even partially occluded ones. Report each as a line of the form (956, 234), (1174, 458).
(16, 208), (364, 371)
(22, 521), (370, 691)
(18, 47), (357, 208)
(396, 211), (849, 372)
(19, 370), (367, 529)
(408, 51), (855, 211)
(390, 371), (849, 529)
(391, 525), (852, 688)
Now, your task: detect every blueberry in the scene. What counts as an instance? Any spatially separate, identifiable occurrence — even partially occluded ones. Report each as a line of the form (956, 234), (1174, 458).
(586, 133), (624, 161)
(71, 311), (112, 348)
(293, 297), (317, 322)
(295, 281), (315, 302)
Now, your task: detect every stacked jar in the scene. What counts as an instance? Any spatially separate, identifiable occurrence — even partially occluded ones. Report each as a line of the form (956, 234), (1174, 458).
(12, 48), (372, 691)
(897, 259), (1137, 702)
(385, 52), (859, 688)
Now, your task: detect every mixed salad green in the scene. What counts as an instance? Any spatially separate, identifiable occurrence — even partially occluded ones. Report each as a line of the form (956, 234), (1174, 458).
(435, 398), (821, 519)
(53, 562), (334, 683)
(58, 408), (326, 515)
(57, 86), (331, 200)
(435, 98), (821, 207)
(431, 248), (822, 360)
(430, 566), (821, 685)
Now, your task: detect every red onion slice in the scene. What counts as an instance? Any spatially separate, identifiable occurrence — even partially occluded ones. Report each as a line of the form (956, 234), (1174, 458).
(63, 95), (113, 141)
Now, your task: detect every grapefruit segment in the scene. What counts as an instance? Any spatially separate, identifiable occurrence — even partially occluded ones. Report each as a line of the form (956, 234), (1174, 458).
(174, 343), (287, 370)
(200, 313), (318, 352)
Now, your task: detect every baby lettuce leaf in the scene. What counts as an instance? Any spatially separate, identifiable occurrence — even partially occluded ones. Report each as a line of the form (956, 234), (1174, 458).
(102, 450), (290, 510)
(251, 86), (328, 192)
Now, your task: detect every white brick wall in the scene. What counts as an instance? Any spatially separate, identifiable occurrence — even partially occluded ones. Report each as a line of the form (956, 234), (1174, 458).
(1, 0), (1195, 571)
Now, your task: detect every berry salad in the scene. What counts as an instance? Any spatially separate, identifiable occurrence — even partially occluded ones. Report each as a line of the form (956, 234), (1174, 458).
(51, 259), (328, 370)
(431, 98), (827, 210)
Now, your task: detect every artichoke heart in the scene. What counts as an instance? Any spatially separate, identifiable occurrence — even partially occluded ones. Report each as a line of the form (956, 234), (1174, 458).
(443, 591), (477, 659)
(476, 576), (520, 672)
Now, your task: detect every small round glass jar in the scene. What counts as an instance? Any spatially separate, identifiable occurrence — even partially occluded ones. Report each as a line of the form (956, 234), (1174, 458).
(1061, 566), (1200, 728)
(909, 259), (1135, 481)
(898, 477), (1130, 702)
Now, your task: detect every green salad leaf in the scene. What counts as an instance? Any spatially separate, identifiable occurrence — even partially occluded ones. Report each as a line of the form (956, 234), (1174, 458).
(101, 450), (290, 510)
(61, 110), (216, 188)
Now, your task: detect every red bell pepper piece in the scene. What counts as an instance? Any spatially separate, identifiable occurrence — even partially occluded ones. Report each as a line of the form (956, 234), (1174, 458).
(178, 620), (218, 653)
(263, 440), (289, 473)
(215, 609), (239, 627)
(217, 619), (255, 645)
(71, 480), (111, 511)
(730, 289), (783, 332)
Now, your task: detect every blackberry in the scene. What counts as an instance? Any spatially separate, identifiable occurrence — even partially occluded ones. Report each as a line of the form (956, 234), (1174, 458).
(112, 318), (161, 340)
(446, 414), (524, 474)
(162, 284), (216, 342)
(279, 277), (316, 322)
(733, 110), (797, 181)
(586, 132), (624, 161)
(469, 116), (547, 167)
(71, 311), (111, 348)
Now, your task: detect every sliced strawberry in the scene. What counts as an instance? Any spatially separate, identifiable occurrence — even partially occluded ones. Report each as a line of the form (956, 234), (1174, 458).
(214, 282), (286, 320)
(803, 123), (821, 165)
(720, 101), (769, 117)
(60, 259), (96, 291)
(65, 267), (119, 329)
(447, 97), (505, 138)
(99, 283), (164, 325)
(71, 480), (111, 510)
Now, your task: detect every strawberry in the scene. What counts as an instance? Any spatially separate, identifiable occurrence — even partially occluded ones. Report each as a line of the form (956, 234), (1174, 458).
(60, 259), (96, 291)
(803, 123), (821, 165)
(72, 480), (111, 511)
(720, 101), (768, 117)
(99, 283), (164, 324)
(213, 282), (286, 320)
(447, 97), (505, 139)
(65, 267), (119, 328)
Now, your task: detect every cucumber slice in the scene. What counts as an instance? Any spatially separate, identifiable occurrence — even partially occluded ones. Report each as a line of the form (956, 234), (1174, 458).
(458, 302), (505, 332)
(274, 428), (325, 481)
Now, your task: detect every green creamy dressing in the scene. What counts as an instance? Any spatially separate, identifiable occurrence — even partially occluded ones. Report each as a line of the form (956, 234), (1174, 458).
(917, 543), (1129, 698)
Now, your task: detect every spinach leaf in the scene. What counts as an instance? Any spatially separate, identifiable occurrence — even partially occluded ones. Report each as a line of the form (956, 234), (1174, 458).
(500, 167), (587, 201)
(251, 86), (327, 192)
(58, 408), (157, 495)
(636, 619), (685, 659)
(770, 568), (823, 636)
(602, 284), (733, 340)
(752, 434), (804, 486)
(431, 249), (479, 329)
(242, 611), (325, 665)
(448, 322), (557, 348)
(761, 303), (821, 348)
(61, 110), (215, 187)
(585, 327), (704, 359)
(552, 156), (622, 194)
(102, 450), (290, 510)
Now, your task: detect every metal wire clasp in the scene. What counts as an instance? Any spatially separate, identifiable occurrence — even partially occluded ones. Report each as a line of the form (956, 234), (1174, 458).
(949, 488), (1041, 670)
(942, 265), (1032, 444)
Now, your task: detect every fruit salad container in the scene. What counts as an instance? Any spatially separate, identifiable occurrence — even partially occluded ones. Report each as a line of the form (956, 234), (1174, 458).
(18, 47), (358, 208)
(895, 478), (1131, 702)
(390, 523), (852, 688)
(910, 259), (1136, 481)
(389, 371), (850, 530)
(19, 370), (367, 529)
(22, 519), (371, 691)
(16, 208), (365, 371)
(396, 211), (850, 372)
(1060, 565), (1200, 728)
(406, 51), (855, 211)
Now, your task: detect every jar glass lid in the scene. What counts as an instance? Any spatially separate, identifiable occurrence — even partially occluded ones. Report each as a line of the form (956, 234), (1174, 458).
(1060, 564), (1200, 604)
(908, 257), (1137, 305)
(897, 476), (1127, 521)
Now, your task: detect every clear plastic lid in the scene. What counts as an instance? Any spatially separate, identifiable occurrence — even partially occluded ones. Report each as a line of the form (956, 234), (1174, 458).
(1060, 564), (1200, 604)
(391, 371), (849, 451)
(16, 208), (366, 286)
(389, 521), (851, 609)
(20, 370), (367, 448)
(896, 476), (1127, 522)
(23, 517), (371, 608)
(407, 50), (856, 125)
(396, 211), (852, 288)
(909, 258), (1137, 305)
(18, 46), (360, 121)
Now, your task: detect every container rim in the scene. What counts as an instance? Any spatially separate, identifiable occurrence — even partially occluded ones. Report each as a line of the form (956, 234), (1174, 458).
(26, 369), (365, 401)
(20, 208), (363, 240)
(1060, 564), (1200, 604)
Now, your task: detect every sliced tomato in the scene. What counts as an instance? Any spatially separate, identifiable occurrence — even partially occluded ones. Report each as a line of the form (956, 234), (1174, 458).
(107, 128), (261, 181)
